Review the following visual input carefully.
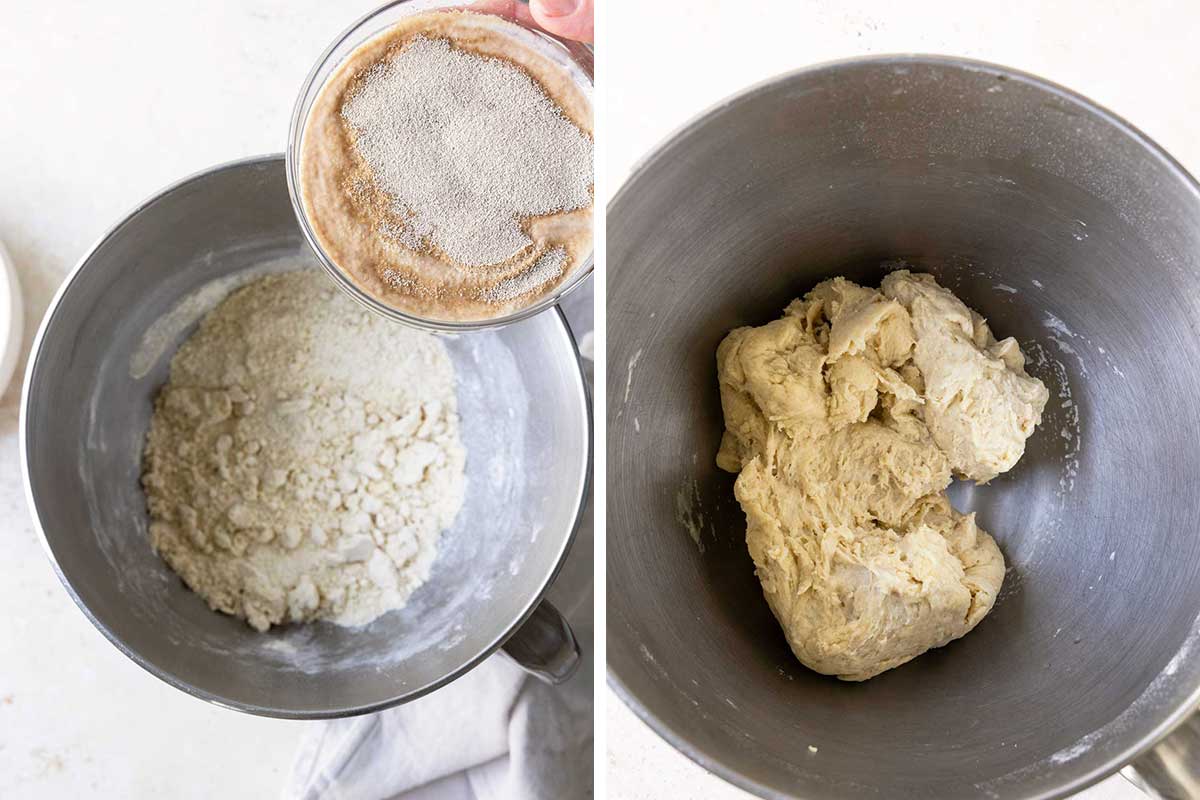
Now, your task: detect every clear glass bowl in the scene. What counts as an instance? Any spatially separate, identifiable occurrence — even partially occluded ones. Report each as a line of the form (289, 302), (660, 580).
(285, 0), (594, 332)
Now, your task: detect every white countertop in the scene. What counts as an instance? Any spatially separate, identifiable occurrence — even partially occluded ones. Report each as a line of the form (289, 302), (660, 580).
(604, 1), (1200, 798)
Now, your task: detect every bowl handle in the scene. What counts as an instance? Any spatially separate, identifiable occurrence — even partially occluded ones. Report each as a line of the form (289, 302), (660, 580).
(500, 599), (581, 684)
(1121, 713), (1200, 798)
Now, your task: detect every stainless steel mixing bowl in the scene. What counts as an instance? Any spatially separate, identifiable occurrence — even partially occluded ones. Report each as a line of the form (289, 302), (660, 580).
(607, 56), (1200, 799)
(23, 155), (590, 718)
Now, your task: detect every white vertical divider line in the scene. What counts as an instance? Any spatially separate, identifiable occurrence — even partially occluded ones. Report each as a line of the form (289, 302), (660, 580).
(591, 0), (609, 796)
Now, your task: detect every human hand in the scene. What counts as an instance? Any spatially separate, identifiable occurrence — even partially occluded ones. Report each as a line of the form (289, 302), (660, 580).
(527, 0), (593, 44)
(472, 0), (594, 44)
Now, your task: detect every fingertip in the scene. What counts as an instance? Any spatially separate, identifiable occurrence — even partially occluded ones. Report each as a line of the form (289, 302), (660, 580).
(529, 0), (594, 43)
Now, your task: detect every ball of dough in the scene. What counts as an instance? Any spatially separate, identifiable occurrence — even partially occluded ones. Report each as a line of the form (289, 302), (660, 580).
(716, 273), (1045, 680)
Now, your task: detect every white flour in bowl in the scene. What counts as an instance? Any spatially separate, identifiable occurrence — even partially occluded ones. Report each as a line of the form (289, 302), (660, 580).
(141, 270), (466, 631)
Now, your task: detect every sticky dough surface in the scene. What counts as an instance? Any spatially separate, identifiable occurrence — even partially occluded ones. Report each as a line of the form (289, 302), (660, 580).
(716, 271), (1048, 680)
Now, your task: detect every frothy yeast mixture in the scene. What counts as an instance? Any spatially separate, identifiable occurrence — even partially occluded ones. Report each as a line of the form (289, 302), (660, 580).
(299, 11), (593, 321)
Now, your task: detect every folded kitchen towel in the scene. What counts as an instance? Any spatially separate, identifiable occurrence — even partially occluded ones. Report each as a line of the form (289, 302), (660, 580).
(286, 579), (593, 800)
(288, 658), (521, 797)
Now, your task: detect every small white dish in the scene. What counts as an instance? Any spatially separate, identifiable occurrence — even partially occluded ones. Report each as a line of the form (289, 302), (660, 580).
(0, 239), (24, 398)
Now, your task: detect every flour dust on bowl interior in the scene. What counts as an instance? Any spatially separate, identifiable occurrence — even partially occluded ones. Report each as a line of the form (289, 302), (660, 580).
(22, 156), (589, 717)
(607, 57), (1200, 798)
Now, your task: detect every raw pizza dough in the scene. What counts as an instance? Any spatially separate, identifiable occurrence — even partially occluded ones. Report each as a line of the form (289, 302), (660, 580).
(716, 270), (1048, 680)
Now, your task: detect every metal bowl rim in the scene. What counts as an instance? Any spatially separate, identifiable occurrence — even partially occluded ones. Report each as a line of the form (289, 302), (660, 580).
(606, 53), (1200, 800)
(21, 153), (593, 719)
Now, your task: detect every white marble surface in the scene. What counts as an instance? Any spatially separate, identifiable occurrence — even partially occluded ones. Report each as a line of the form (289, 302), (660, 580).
(604, 1), (1200, 798)
(0, 2), (458, 798)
